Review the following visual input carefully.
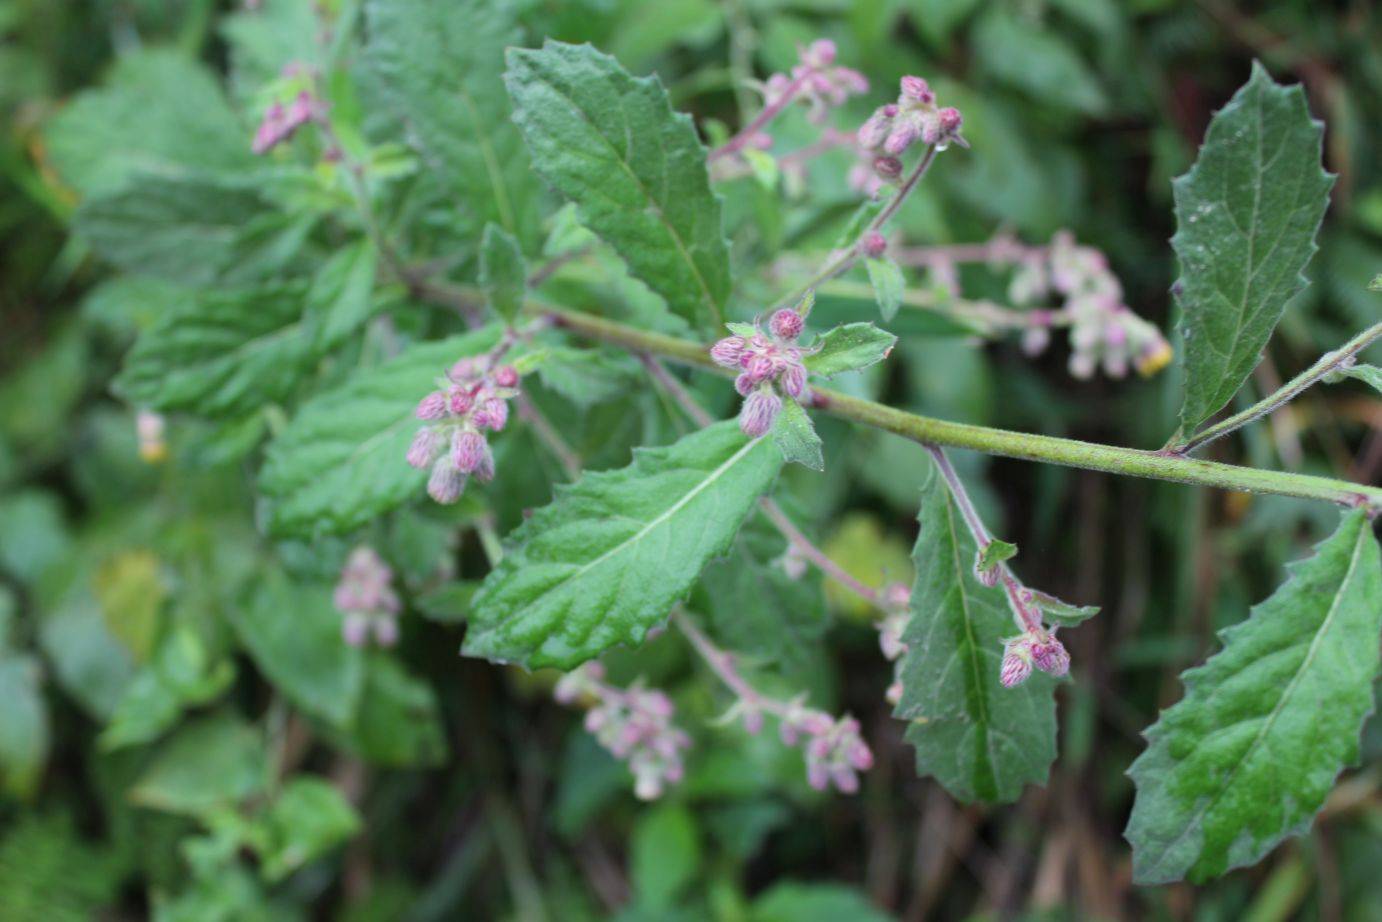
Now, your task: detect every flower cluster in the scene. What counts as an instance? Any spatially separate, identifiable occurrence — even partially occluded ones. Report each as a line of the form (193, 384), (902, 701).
(876, 582), (911, 706)
(772, 703), (874, 794)
(251, 65), (325, 155)
(333, 547), (401, 648)
(554, 663), (691, 801)
(999, 628), (1071, 688)
(1010, 231), (1172, 379)
(761, 40), (868, 129)
(406, 359), (520, 505)
(710, 309), (810, 438)
(851, 76), (964, 197)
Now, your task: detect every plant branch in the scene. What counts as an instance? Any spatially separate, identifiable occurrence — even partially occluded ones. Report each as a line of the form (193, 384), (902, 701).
(535, 305), (1382, 514)
(709, 72), (811, 163)
(1175, 321), (1382, 455)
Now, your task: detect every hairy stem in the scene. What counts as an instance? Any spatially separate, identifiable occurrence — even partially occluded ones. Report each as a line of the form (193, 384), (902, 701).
(708, 71), (811, 163)
(537, 305), (1382, 513)
(639, 355), (889, 611)
(924, 445), (1042, 633)
(672, 610), (798, 721)
(1175, 321), (1382, 454)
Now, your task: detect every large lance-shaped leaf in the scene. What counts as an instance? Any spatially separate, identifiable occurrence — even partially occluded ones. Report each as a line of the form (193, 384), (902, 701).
(1174, 63), (1334, 433)
(1125, 510), (1382, 884)
(365, 0), (539, 244)
(259, 328), (502, 537)
(894, 467), (1057, 803)
(505, 41), (731, 331)
(464, 422), (781, 669)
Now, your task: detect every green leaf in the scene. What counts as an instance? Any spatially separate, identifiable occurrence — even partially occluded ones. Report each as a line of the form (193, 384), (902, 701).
(43, 50), (253, 198)
(864, 257), (905, 322)
(414, 582), (479, 625)
(259, 327), (503, 537)
(329, 655), (446, 767)
(751, 882), (894, 922)
(479, 223), (528, 324)
(253, 778), (361, 882)
(0, 654), (48, 798)
(76, 173), (276, 285)
(1030, 590), (1100, 628)
(100, 627), (236, 751)
(803, 323), (898, 378)
(742, 148), (779, 190)
(973, 9), (1107, 115)
(504, 41), (731, 331)
(894, 466), (1057, 803)
(535, 347), (642, 407)
(464, 421), (781, 669)
(631, 803), (701, 909)
(1174, 63), (1335, 433)
(129, 712), (269, 817)
(229, 574), (364, 727)
(365, 0), (539, 244)
(1337, 364), (1382, 394)
(771, 399), (823, 471)
(976, 538), (1017, 575)
(1125, 510), (1382, 884)
(113, 285), (315, 418)
(304, 240), (379, 351)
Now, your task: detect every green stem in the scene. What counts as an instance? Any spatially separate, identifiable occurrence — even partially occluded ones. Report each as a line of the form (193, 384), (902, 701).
(1176, 321), (1382, 454)
(540, 305), (1382, 514)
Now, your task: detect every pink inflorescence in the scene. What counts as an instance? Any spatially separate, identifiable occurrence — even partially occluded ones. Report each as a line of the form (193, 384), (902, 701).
(775, 703), (874, 794)
(406, 357), (520, 505)
(876, 582), (911, 705)
(554, 663), (691, 801)
(252, 79), (325, 155)
(710, 309), (812, 438)
(999, 629), (1070, 689)
(334, 547), (402, 648)
(850, 76), (965, 197)
(1009, 231), (1172, 379)
(762, 39), (869, 126)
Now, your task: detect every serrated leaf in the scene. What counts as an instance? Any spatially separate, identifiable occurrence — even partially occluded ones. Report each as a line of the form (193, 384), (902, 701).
(464, 421), (782, 669)
(894, 467), (1057, 803)
(803, 323), (898, 378)
(1337, 364), (1382, 394)
(76, 173), (277, 285)
(505, 41), (731, 331)
(229, 574), (364, 727)
(1125, 510), (1382, 884)
(864, 257), (905, 322)
(771, 399), (823, 471)
(259, 327), (502, 537)
(479, 223), (527, 324)
(1030, 590), (1099, 628)
(113, 285), (316, 418)
(1174, 63), (1335, 432)
(304, 240), (379, 350)
(535, 347), (641, 408)
(976, 538), (1017, 574)
(365, 0), (539, 244)
(43, 50), (253, 198)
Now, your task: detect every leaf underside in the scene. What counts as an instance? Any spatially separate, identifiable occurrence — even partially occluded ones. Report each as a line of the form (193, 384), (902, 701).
(894, 466), (1057, 804)
(504, 41), (731, 331)
(1125, 510), (1382, 884)
(1174, 62), (1334, 433)
(463, 421), (782, 669)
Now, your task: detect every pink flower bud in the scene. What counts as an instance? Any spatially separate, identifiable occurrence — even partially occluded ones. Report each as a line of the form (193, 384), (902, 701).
(416, 391), (447, 420)
(450, 358), (477, 381)
(848, 739), (874, 771)
(493, 364), (519, 388)
(479, 398), (509, 431)
(743, 708), (764, 736)
(806, 39), (836, 67)
(900, 76), (933, 103)
(807, 762), (830, 791)
(744, 353), (775, 384)
(885, 681), (903, 705)
(406, 428), (440, 469)
(883, 121), (919, 155)
(937, 106), (962, 133)
(873, 156), (903, 181)
(372, 616), (399, 647)
(449, 387), (474, 416)
(831, 766), (860, 794)
(1000, 643), (1033, 688)
(1022, 326), (1051, 357)
(252, 103), (286, 155)
(856, 109), (893, 150)
(452, 430), (490, 474)
(779, 722), (799, 746)
(710, 336), (748, 368)
(734, 372), (756, 396)
(780, 362), (807, 399)
(1032, 638), (1070, 677)
(769, 309), (804, 340)
(739, 390), (782, 438)
(427, 458), (465, 504)
(862, 231), (887, 259)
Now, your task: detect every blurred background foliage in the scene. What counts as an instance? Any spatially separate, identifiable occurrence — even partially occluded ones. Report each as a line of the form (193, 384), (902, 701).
(0, 0), (1379, 919)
